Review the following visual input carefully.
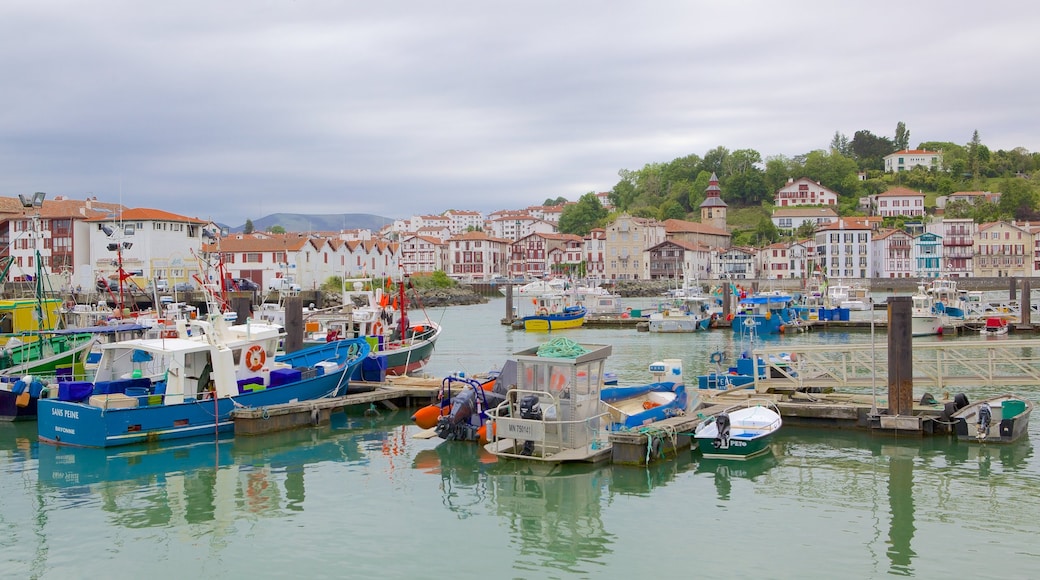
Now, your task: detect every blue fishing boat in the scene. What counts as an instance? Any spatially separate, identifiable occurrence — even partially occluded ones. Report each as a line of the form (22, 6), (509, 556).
(601, 360), (688, 429)
(699, 315), (795, 391)
(37, 314), (369, 448)
(731, 291), (796, 335)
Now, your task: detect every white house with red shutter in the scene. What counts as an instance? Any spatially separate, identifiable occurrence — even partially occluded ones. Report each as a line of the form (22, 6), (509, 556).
(774, 177), (840, 207)
(872, 187), (926, 218)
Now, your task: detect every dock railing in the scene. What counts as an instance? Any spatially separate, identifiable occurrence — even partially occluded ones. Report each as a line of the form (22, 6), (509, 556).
(486, 388), (608, 461)
(751, 338), (1040, 391)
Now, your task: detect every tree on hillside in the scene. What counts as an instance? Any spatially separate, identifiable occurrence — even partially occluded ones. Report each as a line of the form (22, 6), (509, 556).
(830, 131), (850, 157)
(943, 199), (974, 219)
(658, 200), (686, 221)
(850, 130), (894, 171)
(998, 177), (1040, 220)
(610, 170), (638, 210)
(726, 149), (762, 175)
(558, 192), (608, 236)
(802, 150), (861, 197)
(629, 206), (659, 220)
(702, 146), (730, 176)
(687, 171), (712, 211)
(968, 130), (983, 182)
(894, 121), (910, 151)
(244, 219), (254, 234)
(661, 153), (703, 184)
(763, 155), (797, 195)
(751, 218), (780, 246)
(543, 196), (568, 207)
(268, 225), (286, 234)
(666, 180), (696, 212)
(724, 171), (769, 205)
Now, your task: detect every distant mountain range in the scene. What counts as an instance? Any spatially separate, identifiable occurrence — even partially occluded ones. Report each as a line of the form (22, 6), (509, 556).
(229, 213), (395, 234)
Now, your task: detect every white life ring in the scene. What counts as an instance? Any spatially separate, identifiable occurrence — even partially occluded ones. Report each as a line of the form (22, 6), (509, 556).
(245, 345), (266, 372)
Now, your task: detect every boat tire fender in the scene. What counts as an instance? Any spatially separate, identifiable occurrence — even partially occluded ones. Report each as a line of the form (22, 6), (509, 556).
(709, 351), (725, 364)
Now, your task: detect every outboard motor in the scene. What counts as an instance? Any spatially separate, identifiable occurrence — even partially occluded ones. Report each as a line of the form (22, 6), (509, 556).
(519, 395), (543, 456)
(954, 393), (970, 411)
(713, 412), (731, 450)
(977, 402), (992, 440)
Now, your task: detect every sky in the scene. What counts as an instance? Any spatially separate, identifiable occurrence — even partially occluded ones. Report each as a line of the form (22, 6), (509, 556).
(2, 1), (1039, 227)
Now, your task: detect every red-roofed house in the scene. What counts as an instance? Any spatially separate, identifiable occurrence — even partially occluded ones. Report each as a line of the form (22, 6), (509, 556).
(399, 234), (446, 275)
(2, 195), (124, 285)
(884, 149), (942, 173)
(646, 239), (712, 280)
(774, 177), (840, 207)
(447, 230), (510, 280)
(872, 188), (926, 218)
(815, 219), (874, 279)
(86, 207), (215, 289)
(871, 228), (914, 278)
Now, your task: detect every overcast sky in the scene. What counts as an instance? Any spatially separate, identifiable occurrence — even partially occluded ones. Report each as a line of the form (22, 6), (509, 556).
(2, 1), (1038, 226)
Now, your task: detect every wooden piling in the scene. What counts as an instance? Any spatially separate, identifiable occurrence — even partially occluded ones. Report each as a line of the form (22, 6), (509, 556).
(1023, 279), (1032, 326)
(231, 297), (252, 324)
(1010, 276), (1017, 300)
(505, 282), (514, 323)
(284, 296), (304, 353)
(887, 296), (913, 416)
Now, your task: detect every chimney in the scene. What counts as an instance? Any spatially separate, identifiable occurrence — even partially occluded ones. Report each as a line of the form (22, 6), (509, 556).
(85, 199), (92, 210)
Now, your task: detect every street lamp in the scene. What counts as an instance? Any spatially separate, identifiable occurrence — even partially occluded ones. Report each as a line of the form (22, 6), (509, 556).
(20, 192), (46, 330)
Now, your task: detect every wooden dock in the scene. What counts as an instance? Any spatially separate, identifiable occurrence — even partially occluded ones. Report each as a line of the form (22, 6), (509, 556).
(231, 376), (441, 436)
(608, 403), (731, 466)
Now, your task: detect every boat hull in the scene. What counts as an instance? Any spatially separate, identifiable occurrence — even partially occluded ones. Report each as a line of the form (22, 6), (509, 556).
(647, 315), (709, 333)
(911, 314), (943, 337)
(952, 396), (1032, 443)
(383, 337), (439, 376)
(694, 405), (782, 460)
(0, 390), (37, 422)
(37, 341), (367, 448)
(696, 433), (774, 459)
(522, 308), (586, 331)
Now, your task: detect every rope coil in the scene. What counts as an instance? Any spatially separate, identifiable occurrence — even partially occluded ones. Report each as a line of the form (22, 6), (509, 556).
(536, 338), (588, 358)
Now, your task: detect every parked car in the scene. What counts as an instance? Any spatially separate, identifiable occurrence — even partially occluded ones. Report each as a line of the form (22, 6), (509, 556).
(173, 282), (196, 293)
(231, 278), (260, 292)
(146, 279), (170, 292)
(268, 279), (301, 292)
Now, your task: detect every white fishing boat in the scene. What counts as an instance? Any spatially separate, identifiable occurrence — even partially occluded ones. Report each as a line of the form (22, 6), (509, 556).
(694, 401), (782, 460)
(911, 283), (943, 337)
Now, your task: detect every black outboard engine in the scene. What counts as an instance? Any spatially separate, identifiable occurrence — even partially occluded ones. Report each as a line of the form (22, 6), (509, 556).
(713, 412), (731, 449)
(977, 402), (992, 440)
(519, 395), (542, 456)
(954, 393), (970, 411)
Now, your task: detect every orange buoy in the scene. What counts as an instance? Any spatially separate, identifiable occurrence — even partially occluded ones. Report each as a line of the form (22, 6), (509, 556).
(411, 404), (451, 429)
(477, 425), (489, 445)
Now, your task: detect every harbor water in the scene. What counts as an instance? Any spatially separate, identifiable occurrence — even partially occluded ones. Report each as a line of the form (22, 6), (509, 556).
(3, 298), (1040, 578)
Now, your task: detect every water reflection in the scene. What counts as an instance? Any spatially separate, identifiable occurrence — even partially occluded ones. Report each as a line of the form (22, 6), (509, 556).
(412, 441), (497, 518)
(487, 461), (614, 577)
(694, 449), (780, 501)
(414, 440), (615, 576)
(773, 427), (1036, 576)
(35, 410), (413, 530)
